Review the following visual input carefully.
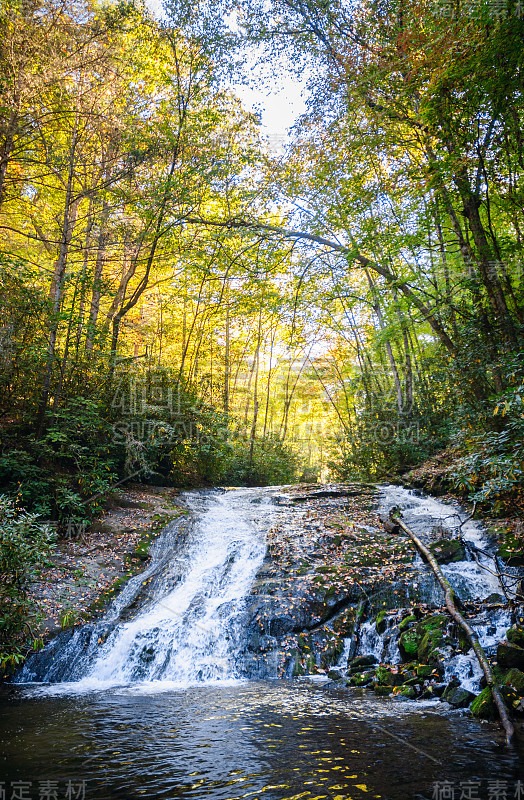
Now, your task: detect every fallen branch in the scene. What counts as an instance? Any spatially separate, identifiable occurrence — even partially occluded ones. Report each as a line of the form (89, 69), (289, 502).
(391, 513), (515, 746)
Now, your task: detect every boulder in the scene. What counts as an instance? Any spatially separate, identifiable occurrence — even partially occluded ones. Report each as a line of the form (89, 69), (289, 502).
(504, 667), (524, 696)
(349, 670), (374, 686)
(470, 687), (497, 720)
(399, 628), (421, 660)
(349, 654), (378, 671)
(428, 538), (466, 564)
(418, 629), (444, 663)
(375, 610), (387, 635)
(376, 665), (406, 686)
(374, 685), (392, 696)
(507, 627), (524, 648)
(444, 686), (475, 708)
(497, 642), (524, 670)
(399, 686), (417, 699)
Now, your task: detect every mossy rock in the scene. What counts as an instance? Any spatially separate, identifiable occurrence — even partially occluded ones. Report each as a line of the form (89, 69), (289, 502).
(416, 664), (434, 679)
(470, 687), (497, 720)
(374, 685), (392, 696)
(399, 628), (421, 660)
(349, 654), (377, 671)
(399, 686), (417, 699)
(497, 534), (524, 566)
(444, 686), (475, 708)
(418, 629), (444, 663)
(399, 614), (417, 632)
(376, 666), (406, 687)
(507, 627), (524, 648)
(428, 538), (465, 564)
(349, 670), (374, 686)
(497, 642), (524, 670)
(416, 614), (448, 635)
(504, 668), (524, 696)
(327, 669), (343, 681)
(375, 609), (387, 635)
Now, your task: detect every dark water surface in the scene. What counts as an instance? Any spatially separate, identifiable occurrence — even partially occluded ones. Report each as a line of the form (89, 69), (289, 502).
(1, 680), (522, 800)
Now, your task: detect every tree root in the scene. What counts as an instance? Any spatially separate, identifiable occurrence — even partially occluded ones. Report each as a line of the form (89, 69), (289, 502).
(391, 514), (515, 746)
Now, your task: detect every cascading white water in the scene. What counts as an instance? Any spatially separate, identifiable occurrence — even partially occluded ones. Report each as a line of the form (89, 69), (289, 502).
(17, 488), (272, 689)
(379, 484), (506, 601)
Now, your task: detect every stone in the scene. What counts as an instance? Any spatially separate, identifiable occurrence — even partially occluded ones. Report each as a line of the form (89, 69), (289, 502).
(399, 686), (417, 699)
(504, 668), (524, 696)
(375, 609), (387, 635)
(374, 685), (392, 696)
(416, 614), (448, 635)
(399, 628), (421, 660)
(484, 593), (505, 605)
(416, 664), (434, 679)
(418, 629), (444, 663)
(349, 654), (378, 671)
(399, 614), (417, 632)
(444, 686), (475, 708)
(327, 669), (343, 681)
(428, 538), (466, 564)
(497, 642), (524, 670)
(470, 687), (497, 720)
(507, 627), (524, 648)
(349, 670), (374, 686)
(376, 665), (406, 686)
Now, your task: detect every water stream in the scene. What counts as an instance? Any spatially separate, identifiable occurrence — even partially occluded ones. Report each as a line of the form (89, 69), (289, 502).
(4, 485), (523, 799)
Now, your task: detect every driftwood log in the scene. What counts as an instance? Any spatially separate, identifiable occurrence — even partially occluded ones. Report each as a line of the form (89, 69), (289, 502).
(391, 513), (515, 746)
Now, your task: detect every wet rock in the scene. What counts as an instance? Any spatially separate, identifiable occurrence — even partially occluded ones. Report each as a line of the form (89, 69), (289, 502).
(399, 686), (417, 699)
(399, 628), (420, 659)
(399, 614), (417, 632)
(375, 610), (387, 635)
(428, 538), (465, 564)
(416, 664), (434, 679)
(327, 669), (344, 681)
(483, 593), (505, 605)
(349, 670), (374, 686)
(497, 642), (524, 669)
(444, 686), (475, 708)
(418, 629), (444, 664)
(376, 665), (406, 687)
(504, 667), (524, 696)
(470, 687), (497, 720)
(374, 685), (392, 696)
(349, 654), (377, 671)
(506, 626), (524, 648)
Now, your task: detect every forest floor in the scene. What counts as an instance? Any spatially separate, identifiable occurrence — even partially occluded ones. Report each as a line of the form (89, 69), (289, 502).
(28, 485), (186, 641)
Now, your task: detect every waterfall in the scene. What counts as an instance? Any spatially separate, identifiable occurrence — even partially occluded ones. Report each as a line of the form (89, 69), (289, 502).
(17, 488), (272, 688)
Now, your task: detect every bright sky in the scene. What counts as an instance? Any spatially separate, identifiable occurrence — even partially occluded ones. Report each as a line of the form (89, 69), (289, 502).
(146, 0), (308, 143)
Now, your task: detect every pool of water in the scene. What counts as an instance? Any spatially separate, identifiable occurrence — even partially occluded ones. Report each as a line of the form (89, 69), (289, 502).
(1, 680), (521, 800)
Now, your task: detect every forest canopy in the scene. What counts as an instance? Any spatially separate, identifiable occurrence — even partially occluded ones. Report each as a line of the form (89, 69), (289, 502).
(0, 0), (523, 517)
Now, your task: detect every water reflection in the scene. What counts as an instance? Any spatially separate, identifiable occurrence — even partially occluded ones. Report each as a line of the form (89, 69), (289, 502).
(1, 681), (521, 800)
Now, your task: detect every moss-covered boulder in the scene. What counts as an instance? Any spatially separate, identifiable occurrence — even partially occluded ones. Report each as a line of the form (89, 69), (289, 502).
(504, 668), (524, 696)
(399, 614), (417, 632)
(375, 609), (387, 635)
(416, 614), (448, 635)
(399, 628), (421, 660)
(376, 665), (406, 687)
(470, 687), (497, 720)
(374, 684), (392, 696)
(497, 533), (524, 566)
(418, 629), (444, 663)
(444, 686), (475, 708)
(428, 539), (465, 564)
(349, 670), (374, 686)
(507, 627), (524, 648)
(349, 654), (378, 671)
(399, 686), (417, 699)
(416, 664), (434, 679)
(497, 642), (524, 670)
